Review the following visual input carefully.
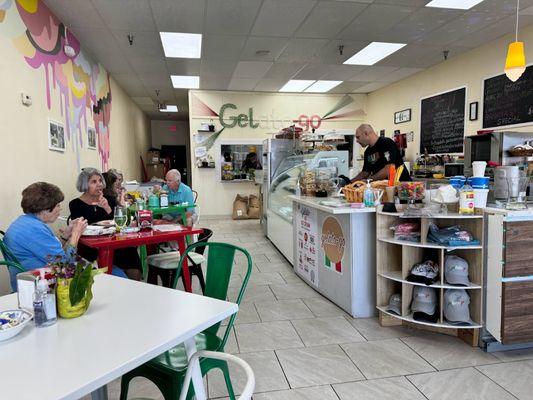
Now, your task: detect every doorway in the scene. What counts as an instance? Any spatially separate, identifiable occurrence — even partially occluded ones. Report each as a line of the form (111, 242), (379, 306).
(160, 145), (189, 186)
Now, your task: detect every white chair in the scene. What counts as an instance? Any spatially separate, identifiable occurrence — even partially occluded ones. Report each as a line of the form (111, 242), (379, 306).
(179, 351), (255, 400)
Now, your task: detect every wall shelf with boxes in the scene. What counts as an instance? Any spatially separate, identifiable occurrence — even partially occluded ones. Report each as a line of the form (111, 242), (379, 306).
(376, 208), (484, 345)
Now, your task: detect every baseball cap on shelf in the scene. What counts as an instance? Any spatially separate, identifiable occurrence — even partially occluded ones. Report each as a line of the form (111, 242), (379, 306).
(407, 260), (439, 285)
(444, 255), (471, 286)
(411, 286), (438, 315)
(386, 293), (401, 315)
(443, 289), (472, 325)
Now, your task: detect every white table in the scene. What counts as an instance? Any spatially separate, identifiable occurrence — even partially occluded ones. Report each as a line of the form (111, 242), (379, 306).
(0, 274), (238, 400)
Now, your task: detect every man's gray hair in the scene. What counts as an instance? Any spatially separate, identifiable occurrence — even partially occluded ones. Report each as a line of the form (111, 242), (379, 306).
(166, 169), (181, 182)
(76, 168), (106, 192)
(356, 123), (375, 135)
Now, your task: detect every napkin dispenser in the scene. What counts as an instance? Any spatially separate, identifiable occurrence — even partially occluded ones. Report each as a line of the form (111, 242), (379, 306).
(16, 271), (39, 311)
(137, 209), (153, 230)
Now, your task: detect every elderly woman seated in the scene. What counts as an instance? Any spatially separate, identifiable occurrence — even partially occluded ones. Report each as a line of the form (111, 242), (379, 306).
(3, 182), (126, 292)
(69, 168), (142, 280)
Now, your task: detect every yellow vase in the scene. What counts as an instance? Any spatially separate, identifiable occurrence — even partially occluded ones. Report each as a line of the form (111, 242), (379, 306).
(55, 268), (104, 319)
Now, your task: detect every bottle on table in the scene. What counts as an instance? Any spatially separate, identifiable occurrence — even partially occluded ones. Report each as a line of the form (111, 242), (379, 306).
(33, 271), (57, 328)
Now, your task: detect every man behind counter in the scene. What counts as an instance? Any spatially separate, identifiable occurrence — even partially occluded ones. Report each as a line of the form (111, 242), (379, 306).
(352, 124), (411, 182)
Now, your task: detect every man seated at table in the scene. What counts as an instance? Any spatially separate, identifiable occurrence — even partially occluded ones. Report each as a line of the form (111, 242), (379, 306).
(161, 169), (197, 226)
(3, 182), (126, 292)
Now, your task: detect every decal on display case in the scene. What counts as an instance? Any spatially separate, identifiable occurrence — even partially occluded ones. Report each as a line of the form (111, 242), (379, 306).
(321, 216), (345, 274)
(295, 203), (318, 287)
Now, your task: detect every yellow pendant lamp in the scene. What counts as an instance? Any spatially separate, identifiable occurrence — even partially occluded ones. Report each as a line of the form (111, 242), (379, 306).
(505, 0), (526, 82)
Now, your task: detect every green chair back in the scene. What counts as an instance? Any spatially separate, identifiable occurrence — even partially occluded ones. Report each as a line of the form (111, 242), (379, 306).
(0, 230), (25, 271)
(172, 241), (252, 345)
(0, 260), (25, 273)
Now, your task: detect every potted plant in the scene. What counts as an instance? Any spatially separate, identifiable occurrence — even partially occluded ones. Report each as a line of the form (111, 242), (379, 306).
(47, 255), (104, 318)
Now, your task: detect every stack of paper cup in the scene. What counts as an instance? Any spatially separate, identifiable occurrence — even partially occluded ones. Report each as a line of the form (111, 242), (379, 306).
(474, 189), (489, 208)
(472, 161), (487, 177)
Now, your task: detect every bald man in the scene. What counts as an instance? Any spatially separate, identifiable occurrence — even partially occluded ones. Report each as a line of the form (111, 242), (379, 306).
(352, 124), (410, 182)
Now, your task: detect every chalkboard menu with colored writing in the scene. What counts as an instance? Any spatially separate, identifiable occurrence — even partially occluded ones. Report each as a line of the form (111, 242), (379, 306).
(420, 87), (466, 154)
(483, 67), (533, 128)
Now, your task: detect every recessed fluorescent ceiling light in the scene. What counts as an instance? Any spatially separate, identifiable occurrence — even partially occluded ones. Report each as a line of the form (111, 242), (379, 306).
(425, 0), (484, 9)
(171, 75), (199, 89)
(160, 32), (202, 58)
(304, 80), (343, 93)
(343, 42), (406, 65)
(279, 80), (315, 92)
(160, 105), (178, 112)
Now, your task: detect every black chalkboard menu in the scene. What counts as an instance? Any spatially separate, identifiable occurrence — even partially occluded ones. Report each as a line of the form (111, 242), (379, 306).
(420, 87), (466, 154)
(483, 67), (533, 128)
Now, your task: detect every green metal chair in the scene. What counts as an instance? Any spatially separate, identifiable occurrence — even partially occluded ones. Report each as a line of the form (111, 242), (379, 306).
(0, 230), (25, 272)
(119, 242), (253, 400)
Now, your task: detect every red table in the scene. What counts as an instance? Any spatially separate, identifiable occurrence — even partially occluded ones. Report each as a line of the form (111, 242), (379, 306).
(79, 226), (203, 293)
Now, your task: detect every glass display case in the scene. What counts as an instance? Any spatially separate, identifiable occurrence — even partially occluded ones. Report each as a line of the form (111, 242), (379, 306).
(268, 151), (349, 222)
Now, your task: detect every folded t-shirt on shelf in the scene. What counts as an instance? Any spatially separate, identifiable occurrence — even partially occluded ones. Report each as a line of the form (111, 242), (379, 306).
(427, 223), (480, 246)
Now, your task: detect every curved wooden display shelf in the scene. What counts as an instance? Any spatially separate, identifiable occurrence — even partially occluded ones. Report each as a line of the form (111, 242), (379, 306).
(378, 271), (482, 290)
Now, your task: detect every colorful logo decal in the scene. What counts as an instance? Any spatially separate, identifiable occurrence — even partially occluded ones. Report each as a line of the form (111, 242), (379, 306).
(321, 217), (345, 274)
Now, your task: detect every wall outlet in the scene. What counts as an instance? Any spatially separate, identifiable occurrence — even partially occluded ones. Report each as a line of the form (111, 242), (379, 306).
(21, 93), (32, 106)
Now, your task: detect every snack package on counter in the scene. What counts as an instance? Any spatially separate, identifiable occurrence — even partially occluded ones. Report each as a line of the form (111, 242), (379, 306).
(390, 222), (421, 242)
(427, 223), (480, 246)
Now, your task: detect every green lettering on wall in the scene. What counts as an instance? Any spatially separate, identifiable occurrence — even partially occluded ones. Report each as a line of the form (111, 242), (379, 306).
(219, 103), (238, 128)
(249, 108), (259, 128)
(237, 114), (248, 127)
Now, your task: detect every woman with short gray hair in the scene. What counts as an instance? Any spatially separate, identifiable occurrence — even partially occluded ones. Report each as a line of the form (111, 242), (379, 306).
(69, 168), (141, 280)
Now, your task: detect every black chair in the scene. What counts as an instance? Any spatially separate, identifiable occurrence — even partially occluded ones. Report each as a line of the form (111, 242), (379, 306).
(192, 190), (198, 203)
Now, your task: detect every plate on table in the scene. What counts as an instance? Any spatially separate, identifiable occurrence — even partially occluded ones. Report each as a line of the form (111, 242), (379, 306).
(319, 200), (348, 208)
(0, 309), (33, 342)
(82, 226), (116, 236)
(121, 227), (140, 234)
(153, 224), (183, 232)
(94, 220), (116, 227)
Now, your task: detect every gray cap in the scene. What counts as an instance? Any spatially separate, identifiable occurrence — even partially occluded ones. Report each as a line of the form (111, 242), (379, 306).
(443, 289), (471, 324)
(386, 293), (401, 315)
(411, 286), (438, 315)
(445, 255), (471, 286)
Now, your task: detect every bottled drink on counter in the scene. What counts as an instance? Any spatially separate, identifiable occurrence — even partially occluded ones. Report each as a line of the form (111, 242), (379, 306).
(364, 179), (374, 207)
(459, 182), (475, 214)
(33, 271), (57, 327)
(160, 191), (169, 207)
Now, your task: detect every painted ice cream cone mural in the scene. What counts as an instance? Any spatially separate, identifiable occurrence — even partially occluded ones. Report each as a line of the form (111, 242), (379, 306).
(0, 0), (112, 169)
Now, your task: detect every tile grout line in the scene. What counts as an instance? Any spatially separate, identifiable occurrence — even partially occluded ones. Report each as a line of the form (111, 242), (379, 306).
(474, 366), (520, 400)
(272, 349), (294, 390)
(337, 342), (368, 381)
(398, 336), (441, 371)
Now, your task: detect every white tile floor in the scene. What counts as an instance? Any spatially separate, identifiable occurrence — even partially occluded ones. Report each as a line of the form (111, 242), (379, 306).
(91, 217), (533, 400)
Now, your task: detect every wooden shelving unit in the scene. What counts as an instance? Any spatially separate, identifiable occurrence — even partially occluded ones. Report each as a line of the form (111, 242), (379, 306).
(376, 208), (484, 346)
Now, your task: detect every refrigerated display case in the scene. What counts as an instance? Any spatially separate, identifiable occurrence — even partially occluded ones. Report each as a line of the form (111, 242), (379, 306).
(267, 151), (349, 262)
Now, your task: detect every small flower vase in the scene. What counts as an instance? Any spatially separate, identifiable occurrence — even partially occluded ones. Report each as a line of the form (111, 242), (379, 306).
(56, 268), (104, 319)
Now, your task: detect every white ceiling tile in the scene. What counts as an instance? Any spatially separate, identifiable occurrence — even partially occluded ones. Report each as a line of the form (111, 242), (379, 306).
(149, 0), (206, 33)
(69, 28), (121, 59)
(232, 61), (273, 79)
(200, 60), (237, 77)
(45, 0), (105, 29)
(349, 66), (399, 81)
(112, 30), (164, 59)
(295, 1), (367, 39)
(251, 0), (317, 37)
(166, 59), (201, 76)
(129, 57), (168, 74)
(338, 4), (417, 41)
(374, 0), (429, 5)
(377, 67), (424, 82)
(92, 0), (156, 31)
(353, 81), (391, 93)
(206, 0), (263, 35)
(376, 44), (469, 68)
(228, 78), (260, 91)
(277, 38), (329, 62)
(240, 37), (290, 61)
(293, 63), (331, 79)
(471, 0), (519, 14)
(112, 74), (147, 96)
(310, 40), (370, 64)
(417, 12), (506, 46)
(202, 35), (247, 60)
(254, 79), (286, 92)
(132, 97), (155, 106)
(327, 81), (370, 94)
(200, 75), (231, 90)
(320, 64), (368, 80)
(263, 62), (306, 79)
(140, 74), (174, 88)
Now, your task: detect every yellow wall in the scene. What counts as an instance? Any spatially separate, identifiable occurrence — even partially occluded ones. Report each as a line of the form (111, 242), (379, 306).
(0, 2), (150, 293)
(366, 24), (533, 162)
(189, 90), (366, 216)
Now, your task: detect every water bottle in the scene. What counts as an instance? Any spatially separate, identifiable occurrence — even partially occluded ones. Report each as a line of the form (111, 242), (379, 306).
(33, 271), (57, 328)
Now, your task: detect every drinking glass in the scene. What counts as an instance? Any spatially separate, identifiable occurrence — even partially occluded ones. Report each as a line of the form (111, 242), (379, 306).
(506, 176), (529, 210)
(114, 206), (128, 232)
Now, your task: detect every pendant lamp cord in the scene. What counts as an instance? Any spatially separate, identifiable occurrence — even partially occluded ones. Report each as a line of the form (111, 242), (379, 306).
(515, 0), (520, 42)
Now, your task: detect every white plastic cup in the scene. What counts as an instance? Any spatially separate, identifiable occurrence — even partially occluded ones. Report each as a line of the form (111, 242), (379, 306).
(472, 161), (487, 177)
(473, 188), (489, 208)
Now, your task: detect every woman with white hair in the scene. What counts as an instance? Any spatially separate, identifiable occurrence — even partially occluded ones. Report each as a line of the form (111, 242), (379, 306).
(69, 168), (141, 280)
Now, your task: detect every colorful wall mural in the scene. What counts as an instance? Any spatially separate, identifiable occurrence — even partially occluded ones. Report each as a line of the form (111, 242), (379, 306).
(0, 0), (112, 170)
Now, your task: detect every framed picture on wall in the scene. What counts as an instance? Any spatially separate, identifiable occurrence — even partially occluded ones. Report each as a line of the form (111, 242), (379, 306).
(394, 108), (411, 124)
(87, 127), (97, 149)
(469, 101), (479, 121)
(48, 119), (66, 152)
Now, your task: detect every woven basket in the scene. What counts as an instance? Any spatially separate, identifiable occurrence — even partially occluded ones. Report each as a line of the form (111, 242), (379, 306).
(508, 149), (533, 157)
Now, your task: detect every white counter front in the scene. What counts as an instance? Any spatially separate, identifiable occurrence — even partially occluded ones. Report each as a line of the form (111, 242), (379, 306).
(289, 195), (376, 317)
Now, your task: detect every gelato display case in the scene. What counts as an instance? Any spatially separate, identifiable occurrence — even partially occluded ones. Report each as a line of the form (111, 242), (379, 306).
(266, 151), (349, 262)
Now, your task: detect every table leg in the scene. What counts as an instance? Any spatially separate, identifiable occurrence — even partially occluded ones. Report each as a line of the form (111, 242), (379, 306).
(90, 385), (108, 400)
(139, 245), (148, 281)
(97, 248), (114, 274)
(177, 237), (192, 292)
(184, 337), (206, 400)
